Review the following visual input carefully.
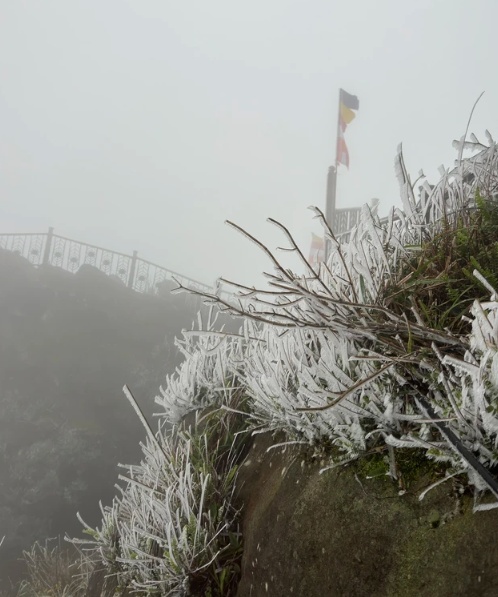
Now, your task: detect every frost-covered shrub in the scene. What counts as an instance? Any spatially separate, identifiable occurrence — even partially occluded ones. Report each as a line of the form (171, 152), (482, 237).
(156, 309), (248, 424)
(16, 539), (92, 597)
(74, 132), (498, 595)
(72, 389), (246, 595)
(171, 134), (498, 506)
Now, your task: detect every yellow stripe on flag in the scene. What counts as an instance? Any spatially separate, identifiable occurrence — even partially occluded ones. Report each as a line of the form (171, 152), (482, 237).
(340, 104), (356, 126)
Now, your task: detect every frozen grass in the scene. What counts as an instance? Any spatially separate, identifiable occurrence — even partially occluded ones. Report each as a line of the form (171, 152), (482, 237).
(15, 539), (92, 597)
(176, 134), (498, 506)
(71, 388), (248, 596)
(64, 132), (498, 595)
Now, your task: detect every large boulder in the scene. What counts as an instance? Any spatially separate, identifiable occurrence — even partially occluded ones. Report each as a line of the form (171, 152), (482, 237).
(235, 435), (498, 597)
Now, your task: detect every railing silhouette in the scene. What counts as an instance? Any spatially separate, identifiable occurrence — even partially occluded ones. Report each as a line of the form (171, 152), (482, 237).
(331, 204), (401, 245)
(0, 227), (214, 298)
(331, 207), (362, 237)
(0, 214), (397, 299)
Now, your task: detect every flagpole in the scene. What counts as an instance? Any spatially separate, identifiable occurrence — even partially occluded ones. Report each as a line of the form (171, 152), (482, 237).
(324, 89), (341, 260)
(324, 165), (336, 259)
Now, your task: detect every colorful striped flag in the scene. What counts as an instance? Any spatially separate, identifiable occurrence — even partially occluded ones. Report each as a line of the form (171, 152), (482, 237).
(336, 89), (359, 169)
(309, 233), (325, 266)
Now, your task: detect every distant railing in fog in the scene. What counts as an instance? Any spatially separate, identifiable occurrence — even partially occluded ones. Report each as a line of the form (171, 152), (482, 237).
(0, 227), (214, 298)
(0, 212), (401, 300)
(332, 207), (362, 236)
(332, 207), (403, 244)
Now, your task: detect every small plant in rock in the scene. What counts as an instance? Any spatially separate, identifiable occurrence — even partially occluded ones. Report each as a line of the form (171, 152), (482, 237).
(71, 383), (249, 596)
(15, 539), (91, 597)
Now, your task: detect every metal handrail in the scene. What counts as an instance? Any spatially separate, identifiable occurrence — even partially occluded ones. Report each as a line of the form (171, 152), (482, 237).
(0, 228), (214, 297)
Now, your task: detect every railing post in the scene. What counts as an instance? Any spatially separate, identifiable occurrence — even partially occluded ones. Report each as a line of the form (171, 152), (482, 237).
(42, 227), (54, 266)
(128, 250), (138, 289)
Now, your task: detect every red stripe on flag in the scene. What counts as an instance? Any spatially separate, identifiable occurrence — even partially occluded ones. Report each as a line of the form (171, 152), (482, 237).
(336, 130), (349, 168)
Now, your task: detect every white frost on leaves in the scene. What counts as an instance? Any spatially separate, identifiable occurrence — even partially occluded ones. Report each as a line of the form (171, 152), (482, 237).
(72, 419), (241, 594)
(76, 134), (498, 594)
(153, 136), (498, 501)
(155, 309), (248, 423)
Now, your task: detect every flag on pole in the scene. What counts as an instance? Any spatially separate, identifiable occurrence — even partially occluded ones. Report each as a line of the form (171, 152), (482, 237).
(309, 233), (325, 266)
(336, 89), (359, 168)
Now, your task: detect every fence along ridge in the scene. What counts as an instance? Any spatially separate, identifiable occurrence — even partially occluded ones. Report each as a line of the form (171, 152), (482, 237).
(0, 217), (395, 297)
(0, 227), (213, 297)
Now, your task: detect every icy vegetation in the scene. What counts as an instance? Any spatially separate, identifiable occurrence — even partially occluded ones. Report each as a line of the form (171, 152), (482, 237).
(56, 134), (498, 594)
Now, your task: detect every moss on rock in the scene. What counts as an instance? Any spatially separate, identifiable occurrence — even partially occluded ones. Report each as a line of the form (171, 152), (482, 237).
(235, 435), (498, 597)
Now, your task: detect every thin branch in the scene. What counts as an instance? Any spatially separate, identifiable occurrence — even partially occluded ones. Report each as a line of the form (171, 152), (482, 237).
(225, 220), (295, 285)
(296, 359), (396, 412)
(268, 216), (334, 299)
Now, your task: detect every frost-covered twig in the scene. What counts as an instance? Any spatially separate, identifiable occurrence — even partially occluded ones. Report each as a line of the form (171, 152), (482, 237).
(79, 131), (498, 595)
(169, 135), (498, 501)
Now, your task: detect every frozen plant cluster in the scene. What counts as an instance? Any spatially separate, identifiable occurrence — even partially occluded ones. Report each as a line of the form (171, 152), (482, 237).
(74, 133), (498, 595)
(173, 133), (498, 504)
(155, 310), (248, 423)
(72, 383), (244, 595)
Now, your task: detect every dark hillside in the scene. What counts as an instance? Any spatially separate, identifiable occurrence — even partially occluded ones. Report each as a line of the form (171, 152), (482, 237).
(0, 248), (219, 589)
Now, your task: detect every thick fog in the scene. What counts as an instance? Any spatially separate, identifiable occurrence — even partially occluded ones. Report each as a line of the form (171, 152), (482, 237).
(3, 1), (498, 592)
(1, 0), (497, 286)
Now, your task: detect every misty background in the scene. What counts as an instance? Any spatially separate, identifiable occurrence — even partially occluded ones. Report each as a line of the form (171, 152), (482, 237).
(1, 1), (497, 287)
(1, 0), (498, 592)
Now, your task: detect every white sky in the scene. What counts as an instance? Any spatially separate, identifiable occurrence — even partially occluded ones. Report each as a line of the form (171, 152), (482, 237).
(1, 0), (497, 287)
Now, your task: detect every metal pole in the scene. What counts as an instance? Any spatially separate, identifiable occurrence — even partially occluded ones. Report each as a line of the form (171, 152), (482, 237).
(42, 227), (54, 266)
(324, 166), (337, 261)
(417, 396), (498, 500)
(128, 250), (138, 289)
(324, 89), (342, 260)
(325, 165), (337, 230)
